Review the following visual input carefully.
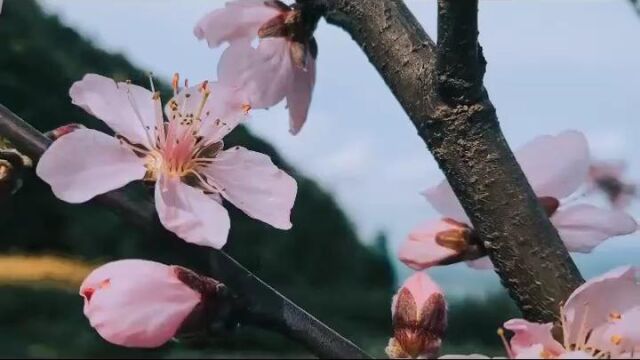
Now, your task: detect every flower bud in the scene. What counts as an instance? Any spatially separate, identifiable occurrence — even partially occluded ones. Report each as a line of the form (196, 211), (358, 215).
(80, 259), (220, 348)
(386, 272), (447, 359)
(399, 218), (480, 270)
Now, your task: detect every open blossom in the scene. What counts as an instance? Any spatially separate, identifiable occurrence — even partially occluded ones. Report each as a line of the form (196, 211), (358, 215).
(195, 0), (317, 135)
(37, 74), (297, 249)
(588, 160), (637, 209)
(400, 131), (638, 270)
(386, 272), (447, 359)
(501, 266), (640, 359)
(80, 260), (208, 348)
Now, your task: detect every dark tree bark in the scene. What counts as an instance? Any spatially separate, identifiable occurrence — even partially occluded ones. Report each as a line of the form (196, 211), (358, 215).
(297, 0), (584, 322)
(630, 0), (640, 16)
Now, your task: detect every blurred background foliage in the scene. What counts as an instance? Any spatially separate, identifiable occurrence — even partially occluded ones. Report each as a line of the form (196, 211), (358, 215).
(0, 0), (518, 357)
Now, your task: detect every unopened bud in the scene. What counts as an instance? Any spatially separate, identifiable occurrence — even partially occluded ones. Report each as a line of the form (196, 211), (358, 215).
(386, 272), (447, 359)
(80, 260), (230, 348)
(399, 218), (482, 270)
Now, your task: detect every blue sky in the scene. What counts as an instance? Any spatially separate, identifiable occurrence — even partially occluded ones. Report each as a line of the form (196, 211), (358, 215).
(37, 0), (640, 297)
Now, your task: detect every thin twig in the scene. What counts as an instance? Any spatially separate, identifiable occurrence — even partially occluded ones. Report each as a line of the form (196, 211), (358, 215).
(0, 103), (372, 359)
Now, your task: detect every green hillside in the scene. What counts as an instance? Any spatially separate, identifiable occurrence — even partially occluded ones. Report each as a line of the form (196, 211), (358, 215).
(0, 0), (394, 357)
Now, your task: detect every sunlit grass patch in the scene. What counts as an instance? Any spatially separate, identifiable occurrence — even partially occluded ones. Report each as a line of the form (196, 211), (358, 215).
(0, 255), (96, 289)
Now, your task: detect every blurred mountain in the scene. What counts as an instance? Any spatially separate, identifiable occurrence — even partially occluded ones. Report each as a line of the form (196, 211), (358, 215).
(0, 0), (394, 356)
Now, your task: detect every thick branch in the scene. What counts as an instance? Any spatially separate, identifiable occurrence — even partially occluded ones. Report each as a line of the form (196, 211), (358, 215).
(0, 104), (371, 359)
(300, 0), (584, 322)
(436, 0), (485, 103)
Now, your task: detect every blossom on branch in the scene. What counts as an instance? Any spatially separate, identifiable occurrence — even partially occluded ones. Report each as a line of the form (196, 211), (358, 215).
(387, 272), (447, 359)
(194, 0), (317, 135)
(37, 74), (297, 249)
(400, 131), (638, 270)
(501, 266), (640, 359)
(80, 259), (222, 348)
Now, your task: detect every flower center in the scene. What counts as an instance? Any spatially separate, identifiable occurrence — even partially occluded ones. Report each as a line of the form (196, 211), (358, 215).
(119, 75), (225, 191)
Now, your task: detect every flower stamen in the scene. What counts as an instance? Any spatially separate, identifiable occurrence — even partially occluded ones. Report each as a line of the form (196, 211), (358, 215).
(497, 328), (514, 359)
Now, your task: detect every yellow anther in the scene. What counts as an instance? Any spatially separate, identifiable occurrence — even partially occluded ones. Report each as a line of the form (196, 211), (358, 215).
(242, 103), (252, 114)
(199, 80), (209, 93)
(496, 328), (514, 359)
(610, 335), (623, 346)
(609, 312), (622, 322)
(172, 73), (180, 94)
(98, 278), (111, 290)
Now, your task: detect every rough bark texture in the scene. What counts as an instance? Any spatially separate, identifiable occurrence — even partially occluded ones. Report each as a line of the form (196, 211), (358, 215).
(0, 104), (371, 359)
(298, 0), (584, 322)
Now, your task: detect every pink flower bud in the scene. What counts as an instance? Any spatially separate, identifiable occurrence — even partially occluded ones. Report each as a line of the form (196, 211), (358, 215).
(80, 260), (204, 348)
(386, 272), (447, 359)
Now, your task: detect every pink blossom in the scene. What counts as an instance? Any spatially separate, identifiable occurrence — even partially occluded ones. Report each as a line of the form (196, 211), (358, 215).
(194, 0), (317, 135)
(387, 272), (447, 359)
(37, 74), (297, 249)
(398, 218), (481, 271)
(502, 266), (640, 359)
(588, 160), (637, 209)
(80, 260), (201, 348)
(402, 131), (638, 270)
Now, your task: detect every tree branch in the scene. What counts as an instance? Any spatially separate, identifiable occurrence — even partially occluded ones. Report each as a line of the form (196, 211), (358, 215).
(436, 0), (485, 104)
(299, 0), (584, 322)
(0, 103), (371, 359)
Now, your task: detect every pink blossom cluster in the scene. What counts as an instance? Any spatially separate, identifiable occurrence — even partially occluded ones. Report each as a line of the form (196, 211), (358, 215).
(27, 0), (640, 356)
(389, 268), (640, 359)
(35, 0), (316, 348)
(400, 131), (639, 271)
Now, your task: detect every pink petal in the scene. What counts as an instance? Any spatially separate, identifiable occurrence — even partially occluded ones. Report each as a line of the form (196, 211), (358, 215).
(36, 129), (146, 203)
(155, 175), (230, 249)
(398, 219), (466, 270)
(200, 83), (249, 142)
(513, 344), (546, 359)
(70, 74), (156, 148)
(465, 257), (494, 270)
(589, 160), (627, 183)
(515, 130), (590, 199)
(194, 0), (281, 47)
(613, 192), (635, 210)
(397, 272), (444, 315)
(558, 351), (594, 359)
(164, 82), (247, 143)
(504, 319), (564, 357)
(601, 307), (640, 355)
(422, 183), (469, 223)
(218, 39), (294, 109)
(439, 355), (491, 359)
(80, 259), (200, 348)
(286, 54), (316, 135)
(563, 266), (640, 350)
(203, 147), (297, 229)
(551, 204), (638, 253)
